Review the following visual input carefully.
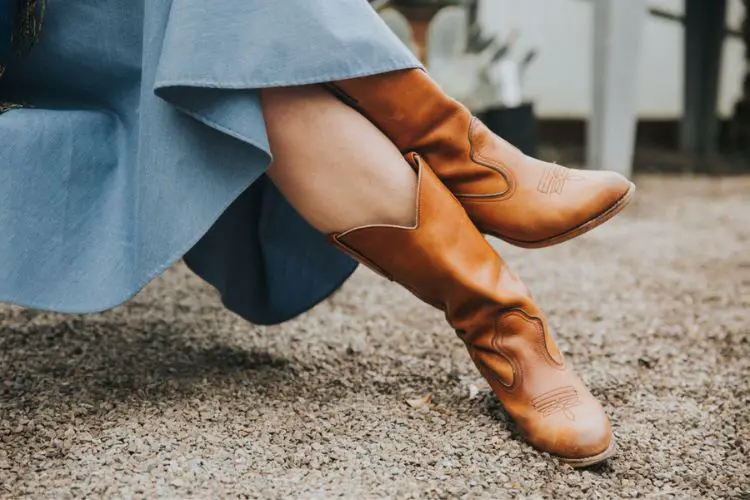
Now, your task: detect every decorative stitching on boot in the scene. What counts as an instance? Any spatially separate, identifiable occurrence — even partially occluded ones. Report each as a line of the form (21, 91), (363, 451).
(531, 386), (582, 421)
(460, 117), (517, 200)
(536, 164), (585, 195)
(467, 344), (518, 390)
(496, 309), (565, 369)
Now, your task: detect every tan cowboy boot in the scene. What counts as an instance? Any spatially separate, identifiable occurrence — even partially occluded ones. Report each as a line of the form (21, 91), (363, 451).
(330, 153), (615, 467)
(326, 70), (635, 249)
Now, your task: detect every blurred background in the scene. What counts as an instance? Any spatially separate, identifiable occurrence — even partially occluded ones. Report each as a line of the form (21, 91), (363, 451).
(371, 0), (750, 176)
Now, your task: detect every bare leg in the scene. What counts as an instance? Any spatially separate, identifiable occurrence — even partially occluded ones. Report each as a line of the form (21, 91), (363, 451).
(261, 86), (416, 233)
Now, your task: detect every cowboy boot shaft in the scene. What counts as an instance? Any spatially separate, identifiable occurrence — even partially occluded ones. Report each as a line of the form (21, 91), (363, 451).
(331, 155), (557, 392)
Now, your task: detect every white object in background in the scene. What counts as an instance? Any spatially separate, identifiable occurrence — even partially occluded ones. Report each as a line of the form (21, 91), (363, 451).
(429, 57), (480, 103)
(379, 8), (417, 54)
(427, 7), (479, 101)
(488, 59), (523, 108)
(427, 6), (468, 64)
(588, 0), (648, 178)
(464, 65), (502, 112)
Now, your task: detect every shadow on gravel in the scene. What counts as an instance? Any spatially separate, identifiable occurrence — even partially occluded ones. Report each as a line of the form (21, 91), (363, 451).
(0, 316), (295, 410)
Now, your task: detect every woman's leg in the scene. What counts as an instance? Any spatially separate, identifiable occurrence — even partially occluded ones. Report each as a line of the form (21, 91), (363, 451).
(261, 85), (416, 234)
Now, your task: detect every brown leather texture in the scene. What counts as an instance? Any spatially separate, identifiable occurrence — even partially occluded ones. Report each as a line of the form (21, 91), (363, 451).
(329, 154), (614, 465)
(327, 70), (634, 248)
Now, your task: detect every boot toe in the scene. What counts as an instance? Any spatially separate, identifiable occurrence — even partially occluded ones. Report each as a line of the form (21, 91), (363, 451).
(551, 168), (634, 242)
(527, 410), (614, 465)
(474, 161), (636, 248)
(590, 170), (634, 210)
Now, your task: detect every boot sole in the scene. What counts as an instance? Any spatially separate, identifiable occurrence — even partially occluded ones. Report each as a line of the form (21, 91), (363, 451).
(485, 182), (637, 249)
(555, 438), (617, 468)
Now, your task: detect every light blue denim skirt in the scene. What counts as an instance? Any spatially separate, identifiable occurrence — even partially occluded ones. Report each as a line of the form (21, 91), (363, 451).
(0, 0), (420, 324)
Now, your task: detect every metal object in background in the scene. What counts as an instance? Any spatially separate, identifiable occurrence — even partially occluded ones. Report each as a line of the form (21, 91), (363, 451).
(588, 0), (648, 178)
(681, 0), (727, 158)
(574, 0), (742, 40)
(728, 0), (750, 159)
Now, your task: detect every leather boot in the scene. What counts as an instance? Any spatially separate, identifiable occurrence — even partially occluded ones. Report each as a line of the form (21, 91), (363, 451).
(330, 153), (615, 467)
(326, 70), (635, 249)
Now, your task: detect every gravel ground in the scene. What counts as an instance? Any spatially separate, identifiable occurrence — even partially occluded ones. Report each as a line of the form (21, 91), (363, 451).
(0, 175), (748, 499)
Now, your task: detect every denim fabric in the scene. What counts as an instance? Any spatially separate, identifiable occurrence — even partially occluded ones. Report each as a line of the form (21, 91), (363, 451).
(0, 0), (420, 324)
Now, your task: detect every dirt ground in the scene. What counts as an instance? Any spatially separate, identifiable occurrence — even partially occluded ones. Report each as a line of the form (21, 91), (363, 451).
(0, 174), (748, 498)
